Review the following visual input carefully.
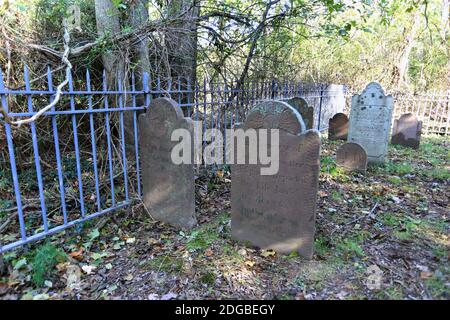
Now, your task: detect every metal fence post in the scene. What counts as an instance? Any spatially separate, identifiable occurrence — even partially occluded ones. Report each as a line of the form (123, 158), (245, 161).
(271, 80), (276, 99)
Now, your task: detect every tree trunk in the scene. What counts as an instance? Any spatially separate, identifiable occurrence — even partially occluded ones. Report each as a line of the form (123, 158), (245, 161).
(166, 0), (199, 114)
(94, 0), (127, 87)
(94, 0), (134, 153)
(391, 13), (420, 89)
(128, 0), (151, 100)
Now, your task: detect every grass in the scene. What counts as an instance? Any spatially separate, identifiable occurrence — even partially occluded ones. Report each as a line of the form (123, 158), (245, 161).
(144, 255), (184, 273)
(31, 243), (66, 287)
(337, 238), (365, 258)
(185, 212), (229, 252)
(424, 268), (449, 299)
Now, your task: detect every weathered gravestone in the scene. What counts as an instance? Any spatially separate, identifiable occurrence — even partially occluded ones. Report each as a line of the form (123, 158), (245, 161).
(328, 113), (349, 141)
(348, 82), (393, 164)
(336, 142), (368, 174)
(286, 97), (314, 130)
(139, 98), (196, 229)
(391, 113), (422, 149)
(231, 101), (320, 258)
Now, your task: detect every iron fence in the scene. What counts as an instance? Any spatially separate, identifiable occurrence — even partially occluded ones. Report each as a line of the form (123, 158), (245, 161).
(0, 66), (346, 253)
(344, 90), (450, 135)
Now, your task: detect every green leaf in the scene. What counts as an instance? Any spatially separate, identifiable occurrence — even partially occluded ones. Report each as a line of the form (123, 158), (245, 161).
(91, 252), (108, 261)
(88, 228), (100, 241)
(14, 258), (28, 270)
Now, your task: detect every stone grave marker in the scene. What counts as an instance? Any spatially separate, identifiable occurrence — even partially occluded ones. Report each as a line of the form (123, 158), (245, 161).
(286, 97), (314, 130)
(348, 82), (393, 163)
(336, 142), (368, 174)
(328, 113), (349, 141)
(231, 100), (320, 258)
(391, 113), (422, 149)
(139, 98), (196, 229)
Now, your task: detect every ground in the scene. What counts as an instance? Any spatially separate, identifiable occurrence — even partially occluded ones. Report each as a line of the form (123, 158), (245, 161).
(0, 135), (448, 300)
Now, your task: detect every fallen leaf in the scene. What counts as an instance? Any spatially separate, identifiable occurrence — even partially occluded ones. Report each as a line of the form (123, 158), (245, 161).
(420, 271), (433, 279)
(32, 293), (50, 300)
(261, 249), (276, 258)
(81, 265), (96, 275)
(69, 248), (83, 258)
(204, 249), (213, 257)
(148, 293), (159, 300)
(161, 292), (177, 300)
(124, 274), (133, 281)
(245, 260), (255, 267)
(238, 249), (247, 256)
(318, 191), (328, 197)
(295, 292), (306, 300)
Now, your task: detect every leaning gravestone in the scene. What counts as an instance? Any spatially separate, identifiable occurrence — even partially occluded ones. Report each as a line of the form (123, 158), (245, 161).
(286, 97), (314, 130)
(139, 98), (196, 229)
(231, 101), (320, 258)
(348, 82), (393, 164)
(336, 142), (368, 174)
(328, 113), (349, 141)
(391, 113), (422, 149)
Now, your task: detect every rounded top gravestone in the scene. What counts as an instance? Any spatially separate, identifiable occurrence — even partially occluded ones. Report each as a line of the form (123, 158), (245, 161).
(245, 100), (306, 134)
(328, 112), (349, 141)
(231, 100), (321, 259)
(336, 142), (368, 174)
(391, 113), (422, 149)
(348, 82), (393, 164)
(139, 97), (196, 230)
(285, 97), (314, 130)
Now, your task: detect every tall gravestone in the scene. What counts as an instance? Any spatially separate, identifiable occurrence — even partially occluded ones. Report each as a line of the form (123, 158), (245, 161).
(328, 113), (349, 141)
(391, 113), (422, 149)
(320, 84), (346, 130)
(336, 142), (368, 174)
(286, 97), (314, 130)
(231, 101), (321, 258)
(139, 98), (196, 229)
(348, 82), (393, 164)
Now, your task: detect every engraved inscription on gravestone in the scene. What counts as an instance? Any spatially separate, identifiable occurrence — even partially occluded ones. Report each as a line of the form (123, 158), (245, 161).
(391, 113), (422, 149)
(139, 98), (196, 229)
(336, 142), (368, 174)
(347, 82), (393, 163)
(231, 101), (320, 258)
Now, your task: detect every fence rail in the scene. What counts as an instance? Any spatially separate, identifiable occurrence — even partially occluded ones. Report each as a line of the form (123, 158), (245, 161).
(392, 91), (450, 135)
(0, 66), (346, 253)
(2, 65), (448, 253)
(344, 90), (450, 135)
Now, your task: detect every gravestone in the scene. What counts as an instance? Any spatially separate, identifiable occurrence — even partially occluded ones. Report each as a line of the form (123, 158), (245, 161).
(347, 82), (393, 163)
(231, 100), (320, 258)
(328, 113), (349, 141)
(336, 142), (368, 174)
(320, 84), (346, 130)
(139, 98), (196, 229)
(286, 97), (314, 130)
(391, 113), (422, 149)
